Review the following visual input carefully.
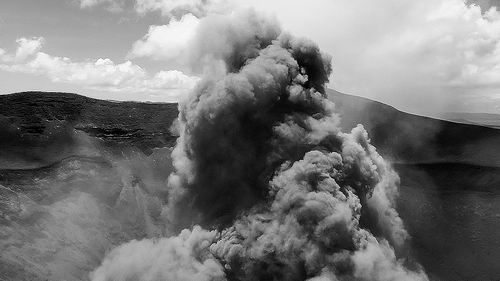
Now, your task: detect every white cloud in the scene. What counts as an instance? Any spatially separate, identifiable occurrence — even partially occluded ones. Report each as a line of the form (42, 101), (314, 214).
(125, 0), (500, 112)
(11, 0), (500, 111)
(77, 0), (230, 17)
(23, 54), (146, 86)
(0, 38), (199, 102)
(146, 69), (198, 90)
(78, 0), (126, 12)
(129, 13), (200, 61)
(134, 0), (230, 18)
(80, 0), (107, 8)
(0, 37), (44, 62)
(235, 0), (500, 114)
(15, 37), (44, 61)
(128, 10), (281, 74)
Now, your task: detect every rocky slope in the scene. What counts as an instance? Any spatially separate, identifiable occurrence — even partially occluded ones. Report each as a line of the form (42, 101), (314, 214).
(0, 91), (499, 281)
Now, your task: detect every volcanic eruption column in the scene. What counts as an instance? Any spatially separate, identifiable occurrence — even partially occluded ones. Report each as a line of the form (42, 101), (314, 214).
(91, 10), (429, 281)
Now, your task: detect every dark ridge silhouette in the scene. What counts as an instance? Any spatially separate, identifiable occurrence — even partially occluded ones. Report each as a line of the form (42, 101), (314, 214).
(0, 91), (178, 168)
(328, 89), (500, 167)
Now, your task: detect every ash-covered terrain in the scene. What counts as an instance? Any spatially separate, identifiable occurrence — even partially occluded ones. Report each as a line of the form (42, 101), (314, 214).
(0, 90), (499, 281)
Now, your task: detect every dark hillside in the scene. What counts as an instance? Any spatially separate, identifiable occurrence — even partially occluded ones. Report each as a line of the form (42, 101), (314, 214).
(328, 90), (500, 167)
(0, 92), (178, 168)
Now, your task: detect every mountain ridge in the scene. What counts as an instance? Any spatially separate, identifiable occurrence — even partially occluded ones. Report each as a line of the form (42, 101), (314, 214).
(1, 90), (500, 280)
(2, 90), (499, 168)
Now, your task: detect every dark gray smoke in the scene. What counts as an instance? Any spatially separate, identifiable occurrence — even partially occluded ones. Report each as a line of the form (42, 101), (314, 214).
(91, 10), (428, 281)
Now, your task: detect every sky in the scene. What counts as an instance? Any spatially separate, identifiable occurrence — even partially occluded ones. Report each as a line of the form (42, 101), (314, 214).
(0, 0), (499, 115)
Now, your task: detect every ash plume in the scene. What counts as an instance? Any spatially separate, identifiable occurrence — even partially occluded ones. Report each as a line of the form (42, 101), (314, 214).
(91, 9), (428, 281)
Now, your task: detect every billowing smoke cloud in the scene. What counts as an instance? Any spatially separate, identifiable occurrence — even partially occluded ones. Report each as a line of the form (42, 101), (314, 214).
(91, 9), (428, 281)
(91, 226), (225, 281)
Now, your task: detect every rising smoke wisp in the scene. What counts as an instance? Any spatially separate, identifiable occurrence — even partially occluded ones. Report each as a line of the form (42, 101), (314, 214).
(91, 10), (428, 281)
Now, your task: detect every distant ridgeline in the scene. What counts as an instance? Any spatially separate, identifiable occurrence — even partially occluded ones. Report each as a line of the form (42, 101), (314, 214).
(1, 91), (500, 168)
(327, 90), (500, 167)
(0, 92), (178, 167)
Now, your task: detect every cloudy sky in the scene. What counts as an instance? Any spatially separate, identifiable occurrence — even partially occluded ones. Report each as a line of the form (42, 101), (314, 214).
(0, 0), (499, 115)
